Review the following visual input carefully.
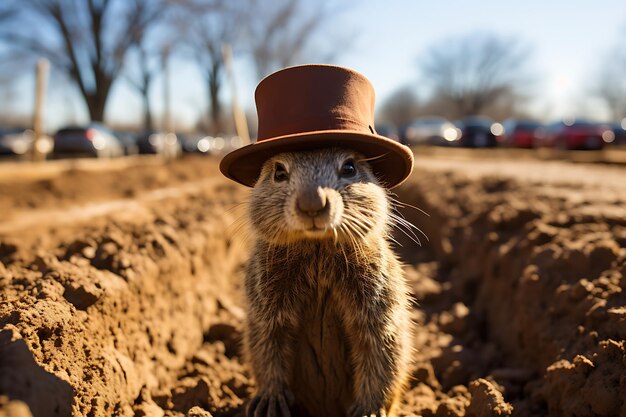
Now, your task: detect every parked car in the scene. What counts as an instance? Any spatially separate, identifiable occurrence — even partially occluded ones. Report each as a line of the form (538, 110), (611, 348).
(500, 120), (543, 148)
(181, 134), (200, 153)
(180, 133), (217, 154)
(609, 120), (626, 146)
(539, 120), (608, 150)
(0, 128), (34, 156)
(405, 116), (459, 145)
(53, 124), (124, 158)
(375, 124), (400, 142)
(455, 116), (498, 148)
(136, 131), (182, 158)
(113, 131), (139, 155)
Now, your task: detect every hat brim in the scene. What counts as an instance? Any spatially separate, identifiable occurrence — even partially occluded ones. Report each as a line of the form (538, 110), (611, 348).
(219, 130), (414, 188)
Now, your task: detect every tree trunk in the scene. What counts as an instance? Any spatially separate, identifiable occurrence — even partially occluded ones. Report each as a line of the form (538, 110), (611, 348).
(88, 95), (106, 122)
(86, 75), (113, 122)
(143, 89), (152, 131)
(208, 65), (222, 134)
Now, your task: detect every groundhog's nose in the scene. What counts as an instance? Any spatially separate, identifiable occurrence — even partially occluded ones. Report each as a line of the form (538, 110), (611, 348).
(297, 187), (329, 217)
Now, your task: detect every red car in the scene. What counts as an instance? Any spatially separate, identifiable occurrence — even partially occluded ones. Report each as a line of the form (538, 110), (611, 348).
(540, 120), (608, 150)
(500, 120), (543, 148)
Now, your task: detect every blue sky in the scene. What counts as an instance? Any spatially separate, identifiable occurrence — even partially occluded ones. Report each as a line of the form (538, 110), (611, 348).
(3, 0), (626, 131)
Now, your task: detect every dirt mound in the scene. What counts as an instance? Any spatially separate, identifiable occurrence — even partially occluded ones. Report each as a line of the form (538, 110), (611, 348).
(0, 157), (220, 217)
(1, 156), (624, 416)
(395, 168), (626, 416)
(1, 161), (251, 416)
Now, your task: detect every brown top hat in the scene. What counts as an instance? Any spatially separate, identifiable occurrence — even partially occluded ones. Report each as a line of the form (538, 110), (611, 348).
(219, 64), (414, 188)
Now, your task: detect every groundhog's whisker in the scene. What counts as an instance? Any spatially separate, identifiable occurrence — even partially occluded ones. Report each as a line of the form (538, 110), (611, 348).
(355, 205), (423, 246)
(339, 222), (367, 260)
(351, 205), (426, 244)
(382, 205), (430, 243)
(387, 194), (430, 217)
(342, 213), (373, 235)
(342, 215), (369, 239)
(335, 228), (352, 276)
(344, 223), (366, 245)
(389, 222), (421, 246)
(228, 215), (250, 237)
(386, 233), (404, 248)
(225, 200), (249, 214)
(388, 213), (424, 246)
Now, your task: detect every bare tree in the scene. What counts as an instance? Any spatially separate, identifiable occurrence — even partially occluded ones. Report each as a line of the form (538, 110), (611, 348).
(173, 0), (245, 134)
(247, 0), (352, 78)
(123, 10), (169, 132)
(0, 0), (164, 122)
(378, 86), (420, 127)
(419, 33), (532, 119)
(125, 44), (157, 131)
(593, 28), (626, 120)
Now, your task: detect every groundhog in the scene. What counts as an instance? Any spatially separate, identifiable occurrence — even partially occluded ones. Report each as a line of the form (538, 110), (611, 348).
(243, 147), (413, 417)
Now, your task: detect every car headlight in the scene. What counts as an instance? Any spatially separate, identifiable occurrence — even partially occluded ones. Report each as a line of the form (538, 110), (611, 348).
(442, 127), (459, 141)
(36, 136), (54, 153)
(197, 138), (210, 152)
(602, 130), (615, 143)
(10, 138), (29, 154)
(230, 136), (242, 148)
(212, 137), (225, 151)
(92, 136), (106, 150)
(148, 134), (160, 146)
(490, 123), (504, 136)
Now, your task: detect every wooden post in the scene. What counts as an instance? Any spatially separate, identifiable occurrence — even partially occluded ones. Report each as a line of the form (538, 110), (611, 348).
(31, 59), (50, 161)
(222, 44), (251, 145)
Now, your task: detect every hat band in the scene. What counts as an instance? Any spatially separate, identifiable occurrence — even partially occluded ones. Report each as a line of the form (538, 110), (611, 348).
(257, 116), (372, 142)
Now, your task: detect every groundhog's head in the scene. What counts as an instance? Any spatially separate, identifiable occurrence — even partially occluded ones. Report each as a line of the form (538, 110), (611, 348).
(248, 147), (390, 244)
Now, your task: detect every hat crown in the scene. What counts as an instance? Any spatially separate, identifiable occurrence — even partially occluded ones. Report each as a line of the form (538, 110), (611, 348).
(255, 65), (376, 141)
(220, 64), (413, 189)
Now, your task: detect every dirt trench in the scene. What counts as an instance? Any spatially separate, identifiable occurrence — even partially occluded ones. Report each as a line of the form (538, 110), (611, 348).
(0, 155), (624, 417)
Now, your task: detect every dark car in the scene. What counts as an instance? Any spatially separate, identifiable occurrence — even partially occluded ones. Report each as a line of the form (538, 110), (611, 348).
(181, 134), (217, 154)
(540, 120), (608, 150)
(375, 124), (400, 142)
(181, 135), (200, 153)
(455, 116), (498, 148)
(609, 120), (626, 146)
(53, 124), (124, 158)
(500, 120), (543, 148)
(136, 131), (182, 158)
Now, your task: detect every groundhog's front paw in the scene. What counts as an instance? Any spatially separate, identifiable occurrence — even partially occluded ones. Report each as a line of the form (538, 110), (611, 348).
(348, 404), (387, 417)
(246, 390), (293, 417)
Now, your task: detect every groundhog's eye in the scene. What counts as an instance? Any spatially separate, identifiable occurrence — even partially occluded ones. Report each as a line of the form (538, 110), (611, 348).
(340, 159), (356, 178)
(273, 162), (289, 182)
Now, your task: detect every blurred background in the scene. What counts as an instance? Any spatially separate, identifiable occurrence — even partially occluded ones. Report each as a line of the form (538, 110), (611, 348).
(0, 0), (625, 161)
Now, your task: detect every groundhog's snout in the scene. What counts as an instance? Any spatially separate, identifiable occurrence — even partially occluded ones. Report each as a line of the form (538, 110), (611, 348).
(289, 185), (343, 234)
(296, 186), (329, 218)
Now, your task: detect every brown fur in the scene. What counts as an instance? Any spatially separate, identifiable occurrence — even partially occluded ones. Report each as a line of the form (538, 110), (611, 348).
(243, 148), (413, 417)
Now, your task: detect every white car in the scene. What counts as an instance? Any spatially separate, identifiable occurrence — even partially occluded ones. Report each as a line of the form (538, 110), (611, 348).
(405, 117), (460, 145)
